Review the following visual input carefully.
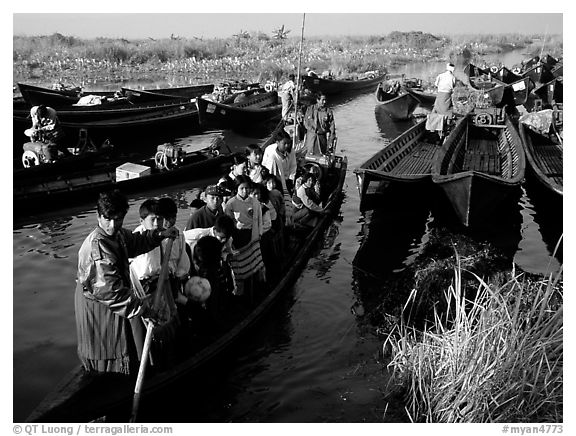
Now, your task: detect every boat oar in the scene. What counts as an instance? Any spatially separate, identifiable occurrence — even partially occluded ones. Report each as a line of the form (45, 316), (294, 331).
(129, 237), (174, 423)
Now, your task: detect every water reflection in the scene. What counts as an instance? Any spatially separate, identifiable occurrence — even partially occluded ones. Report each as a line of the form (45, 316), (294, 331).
(374, 105), (417, 141)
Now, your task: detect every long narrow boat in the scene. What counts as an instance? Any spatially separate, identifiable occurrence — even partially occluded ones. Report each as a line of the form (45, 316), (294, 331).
(302, 72), (387, 95)
(518, 122), (563, 197)
(374, 83), (420, 120)
(18, 83), (117, 107)
(432, 114), (526, 228)
(354, 119), (438, 211)
(121, 83), (214, 101)
(13, 93), (200, 124)
(196, 90), (282, 129)
(14, 134), (235, 216)
(25, 152), (347, 423)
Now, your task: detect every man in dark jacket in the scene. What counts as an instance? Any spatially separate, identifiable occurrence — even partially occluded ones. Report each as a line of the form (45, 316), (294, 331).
(74, 190), (177, 375)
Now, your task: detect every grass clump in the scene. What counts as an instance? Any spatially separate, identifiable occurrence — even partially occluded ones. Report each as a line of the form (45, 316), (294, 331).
(384, 254), (563, 423)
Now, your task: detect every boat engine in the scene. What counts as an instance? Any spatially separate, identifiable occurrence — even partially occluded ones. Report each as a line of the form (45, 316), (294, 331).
(155, 143), (183, 170)
(22, 142), (58, 167)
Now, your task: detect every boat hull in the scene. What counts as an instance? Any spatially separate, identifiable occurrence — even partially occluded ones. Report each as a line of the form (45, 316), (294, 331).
(196, 91), (281, 129)
(375, 84), (420, 120)
(432, 115), (526, 227)
(302, 73), (387, 95)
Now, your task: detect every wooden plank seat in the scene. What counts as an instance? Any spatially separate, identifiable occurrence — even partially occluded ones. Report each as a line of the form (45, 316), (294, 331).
(387, 142), (438, 175)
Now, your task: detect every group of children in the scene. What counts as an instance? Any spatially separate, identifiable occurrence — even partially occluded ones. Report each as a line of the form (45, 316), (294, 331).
(129, 133), (328, 347)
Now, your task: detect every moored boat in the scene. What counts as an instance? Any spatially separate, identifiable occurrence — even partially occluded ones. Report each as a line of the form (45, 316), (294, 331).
(374, 82), (420, 120)
(14, 133), (235, 216)
(121, 83), (215, 100)
(354, 119), (438, 211)
(432, 114), (526, 227)
(24, 150), (348, 423)
(302, 71), (387, 95)
(518, 122), (562, 197)
(196, 89), (282, 129)
(18, 83), (117, 107)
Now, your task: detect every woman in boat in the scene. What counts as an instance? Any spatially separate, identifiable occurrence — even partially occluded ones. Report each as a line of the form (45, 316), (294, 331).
(218, 155), (248, 196)
(74, 190), (178, 375)
(245, 144), (270, 184)
(224, 176), (263, 249)
(303, 93), (336, 156)
(292, 172), (327, 227)
(262, 134), (297, 195)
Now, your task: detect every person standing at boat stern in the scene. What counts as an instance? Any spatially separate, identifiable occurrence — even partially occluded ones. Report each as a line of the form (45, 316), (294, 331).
(303, 93), (336, 156)
(74, 190), (178, 375)
(280, 74), (297, 121)
(433, 63), (456, 115)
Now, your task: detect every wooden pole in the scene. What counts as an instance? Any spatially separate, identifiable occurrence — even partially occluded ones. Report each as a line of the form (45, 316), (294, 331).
(129, 237), (174, 423)
(292, 13), (306, 153)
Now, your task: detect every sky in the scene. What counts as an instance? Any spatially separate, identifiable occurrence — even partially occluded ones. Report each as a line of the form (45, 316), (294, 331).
(12, 12), (564, 40)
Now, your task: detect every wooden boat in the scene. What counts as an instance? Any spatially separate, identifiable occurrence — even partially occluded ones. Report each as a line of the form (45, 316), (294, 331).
(432, 114), (526, 227)
(374, 83), (420, 120)
(504, 76), (533, 106)
(533, 78), (563, 107)
(196, 90), (282, 129)
(13, 94), (200, 125)
(302, 72), (387, 95)
(521, 63), (554, 87)
(18, 83), (117, 107)
(14, 133), (236, 216)
(25, 152), (348, 423)
(354, 119), (438, 211)
(518, 122), (562, 197)
(121, 84), (214, 101)
(493, 66), (522, 85)
(551, 62), (563, 78)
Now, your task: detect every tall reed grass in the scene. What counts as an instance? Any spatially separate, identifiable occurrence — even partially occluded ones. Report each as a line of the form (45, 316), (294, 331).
(384, 255), (563, 423)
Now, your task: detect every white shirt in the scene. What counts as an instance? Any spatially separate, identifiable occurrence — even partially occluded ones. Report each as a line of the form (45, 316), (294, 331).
(130, 224), (190, 280)
(435, 70), (456, 93)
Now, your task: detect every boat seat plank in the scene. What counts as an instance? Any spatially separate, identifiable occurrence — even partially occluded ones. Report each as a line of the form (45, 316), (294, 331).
(463, 138), (501, 174)
(387, 142), (438, 175)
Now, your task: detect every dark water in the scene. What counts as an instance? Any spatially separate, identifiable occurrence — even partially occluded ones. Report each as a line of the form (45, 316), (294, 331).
(12, 53), (562, 422)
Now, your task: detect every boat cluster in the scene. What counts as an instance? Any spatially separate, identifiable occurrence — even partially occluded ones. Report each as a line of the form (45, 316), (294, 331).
(356, 53), (563, 228)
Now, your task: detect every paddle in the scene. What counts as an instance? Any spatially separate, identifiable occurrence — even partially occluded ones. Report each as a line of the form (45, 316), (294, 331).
(129, 237), (174, 423)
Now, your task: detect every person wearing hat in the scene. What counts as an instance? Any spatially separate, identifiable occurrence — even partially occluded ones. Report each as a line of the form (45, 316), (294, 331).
(433, 62), (457, 115)
(279, 73), (297, 121)
(184, 184), (228, 231)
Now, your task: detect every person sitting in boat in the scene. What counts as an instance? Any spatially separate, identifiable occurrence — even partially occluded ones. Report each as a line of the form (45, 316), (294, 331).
(74, 190), (178, 375)
(224, 176), (264, 250)
(262, 134), (297, 195)
(303, 93), (336, 156)
(433, 63), (456, 116)
(24, 105), (70, 161)
(279, 74), (297, 121)
(233, 92), (248, 104)
(306, 67), (318, 78)
(292, 172), (327, 227)
(218, 155), (248, 196)
(184, 214), (236, 265)
(264, 174), (286, 233)
(184, 185), (229, 231)
(246, 144), (270, 184)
